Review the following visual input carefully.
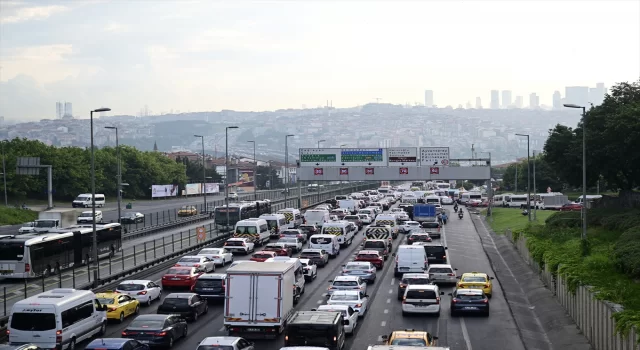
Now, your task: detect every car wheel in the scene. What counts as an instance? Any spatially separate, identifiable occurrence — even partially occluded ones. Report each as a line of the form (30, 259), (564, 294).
(193, 311), (199, 322)
(167, 336), (174, 348)
(134, 305), (140, 315)
(68, 338), (76, 350)
(119, 312), (125, 323)
(146, 297), (152, 306)
(183, 325), (188, 338)
(204, 304), (209, 314)
(98, 321), (107, 335)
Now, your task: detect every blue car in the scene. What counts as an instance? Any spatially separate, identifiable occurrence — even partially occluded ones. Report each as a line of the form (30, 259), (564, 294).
(449, 288), (490, 316)
(85, 339), (149, 350)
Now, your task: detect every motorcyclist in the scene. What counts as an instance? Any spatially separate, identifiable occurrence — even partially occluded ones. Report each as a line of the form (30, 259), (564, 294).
(453, 203), (458, 212)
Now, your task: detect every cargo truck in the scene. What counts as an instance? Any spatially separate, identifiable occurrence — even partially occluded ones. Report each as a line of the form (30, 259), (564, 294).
(33, 208), (78, 233)
(224, 262), (296, 339)
(538, 195), (569, 210)
(413, 204), (436, 222)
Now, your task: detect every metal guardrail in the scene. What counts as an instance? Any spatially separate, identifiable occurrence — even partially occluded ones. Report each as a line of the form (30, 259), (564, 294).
(0, 181), (379, 339)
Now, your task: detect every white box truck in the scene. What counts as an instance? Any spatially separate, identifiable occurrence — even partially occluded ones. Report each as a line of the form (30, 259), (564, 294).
(338, 199), (358, 214)
(224, 262), (296, 339)
(33, 209), (78, 233)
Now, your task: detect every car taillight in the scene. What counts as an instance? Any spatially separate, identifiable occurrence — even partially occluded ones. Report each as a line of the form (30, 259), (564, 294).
(402, 297), (406, 304)
(280, 234), (285, 238)
(448, 273), (455, 276)
(242, 242), (246, 246)
(485, 284), (490, 288)
(442, 255), (446, 259)
(25, 263), (30, 272)
(174, 264), (181, 267)
(156, 331), (167, 336)
(121, 331), (128, 337)
(452, 299), (459, 303)
(213, 256), (220, 259)
(194, 264), (200, 267)
(436, 297), (440, 304)
(459, 284), (465, 288)
(109, 307), (117, 312)
(137, 291), (148, 295)
(327, 287), (334, 290)
(483, 299), (489, 303)
(355, 303), (362, 307)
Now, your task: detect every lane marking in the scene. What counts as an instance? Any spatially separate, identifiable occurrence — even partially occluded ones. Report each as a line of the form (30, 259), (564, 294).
(390, 278), (395, 285)
(218, 326), (226, 332)
(460, 317), (473, 350)
(386, 298), (391, 304)
(381, 321), (387, 327)
(388, 289), (393, 294)
(384, 309), (389, 314)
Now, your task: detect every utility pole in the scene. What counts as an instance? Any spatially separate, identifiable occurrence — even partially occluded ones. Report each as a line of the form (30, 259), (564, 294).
(515, 162), (518, 194)
(90, 107), (111, 285)
(105, 127), (121, 224)
(194, 135), (206, 213)
(533, 150), (537, 221)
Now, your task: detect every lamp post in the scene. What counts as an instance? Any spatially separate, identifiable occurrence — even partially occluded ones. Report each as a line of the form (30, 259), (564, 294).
(194, 135), (207, 213)
(1, 140), (7, 206)
(285, 135), (295, 205)
(105, 127), (121, 225)
(225, 126), (239, 229)
(564, 103), (588, 245)
(90, 107), (111, 284)
(248, 141), (257, 201)
(478, 152), (492, 216)
(515, 133), (531, 222)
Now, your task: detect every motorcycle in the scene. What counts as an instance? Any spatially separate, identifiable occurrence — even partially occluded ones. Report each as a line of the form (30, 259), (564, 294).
(458, 213), (464, 219)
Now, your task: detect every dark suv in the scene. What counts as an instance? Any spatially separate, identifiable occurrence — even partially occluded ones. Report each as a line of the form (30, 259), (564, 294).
(416, 242), (448, 264)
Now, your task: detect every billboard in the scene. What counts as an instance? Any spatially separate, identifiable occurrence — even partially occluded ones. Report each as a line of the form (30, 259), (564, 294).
(152, 184), (179, 198)
(205, 183), (220, 194)
(299, 148), (388, 167)
(419, 147), (450, 166)
(185, 183), (202, 195)
(387, 147), (418, 167)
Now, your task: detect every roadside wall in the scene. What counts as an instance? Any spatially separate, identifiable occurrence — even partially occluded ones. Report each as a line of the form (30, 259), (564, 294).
(505, 229), (640, 350)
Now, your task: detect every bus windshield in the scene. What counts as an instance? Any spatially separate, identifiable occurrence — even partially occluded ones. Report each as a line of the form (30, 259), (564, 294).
(214, 209), (240, 225)
(0, 242), (25, 261)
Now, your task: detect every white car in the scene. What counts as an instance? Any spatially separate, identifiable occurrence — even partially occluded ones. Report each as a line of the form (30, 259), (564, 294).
(390, 208), (404, 214)
(197, 336), (255, 350)
(197, 247), (234, 266)
(401, 221), (421, 233)
(327, 275), (367, 296)
(280, 229), (307, 243)
(366, 206), (382, 215)
(441, 196), (453, 205)
(77, 210), (103, 224)
(229, 260), (257, 268)
(313, 304), (359, 334)
(115, 279), (162, 306)
(229, 192), (239, 200)
(299, 258), (318, 281)
(18, 222), (35, 233)
(175, 255), (216, 272)
(358, 214), (372, 224)
(401, 284), (444, 316)
(277, 237), (303, 253)
(326, 290), (369, 317)
(224, 237), (255, 254)
(426, 264), (458, 284)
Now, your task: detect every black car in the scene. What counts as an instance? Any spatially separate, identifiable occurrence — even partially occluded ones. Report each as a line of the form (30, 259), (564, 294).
(417, 242), (448, 264)
(397, 273), (432, 300)
(121, 212), (145, 224)
(157, 293), (208, 321)
(191, 274), (226, 301)
(299, 249), (329, 267)
(122, 314), (188, 348)
(299, 224), (319, 239)
(449, 288), (490, 316)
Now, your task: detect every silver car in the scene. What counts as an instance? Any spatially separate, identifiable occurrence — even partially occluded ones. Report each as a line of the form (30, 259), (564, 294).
(341, 262), (377, 283)
(426, 264), (458, 284)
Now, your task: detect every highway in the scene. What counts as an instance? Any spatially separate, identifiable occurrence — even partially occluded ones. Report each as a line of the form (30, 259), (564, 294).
(68, 204), (527, 350)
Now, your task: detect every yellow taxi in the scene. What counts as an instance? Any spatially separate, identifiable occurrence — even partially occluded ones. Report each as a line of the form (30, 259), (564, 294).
(96, 291), (140, 323)
(381, 329), (438, 346)
(456, 271), (494, 297)
(178, 205), (198, 217)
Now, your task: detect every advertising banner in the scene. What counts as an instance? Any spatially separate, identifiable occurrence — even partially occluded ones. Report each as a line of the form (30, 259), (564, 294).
(205, 183), (220, 194)
(185, 183), (202, 195)
(152, 184), (178, 198)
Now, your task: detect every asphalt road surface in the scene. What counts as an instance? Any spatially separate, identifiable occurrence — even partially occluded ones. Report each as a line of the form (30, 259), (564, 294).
(60, 204), (528, 350)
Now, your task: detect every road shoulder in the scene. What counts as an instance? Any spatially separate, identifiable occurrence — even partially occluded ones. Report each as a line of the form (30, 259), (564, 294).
(469, 211), (592, 350)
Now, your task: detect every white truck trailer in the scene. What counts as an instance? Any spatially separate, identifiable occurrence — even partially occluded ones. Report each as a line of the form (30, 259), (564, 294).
(224, 261), (296, 339)
(33, 208), (78, 233)
(539, 195), (569, 210)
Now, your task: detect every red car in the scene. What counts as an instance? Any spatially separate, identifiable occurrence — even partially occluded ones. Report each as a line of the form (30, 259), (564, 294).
(560, 203), (583, 211)
(263, 243), (292, 257)
(161, 266), (204, 289)
(251, 251), (277, 262)
(354, 250), (384, 269)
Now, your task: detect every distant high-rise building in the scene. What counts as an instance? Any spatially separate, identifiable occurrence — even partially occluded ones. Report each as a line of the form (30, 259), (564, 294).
(552, 91), (562, 110)
(63, 102), (73, 118)
(56, 102), (63, 119)
(424, 90), (434, 107)
(565, 86), (589, 107)
(589, 82), (606, 106)
(529, 93), (540, 109)
(466, 101), (473, 109)
(501, 90), (512, 108)
(490, 90), (500, 109)
(515, 96), (523, 108)
(475, 97), (482, 109)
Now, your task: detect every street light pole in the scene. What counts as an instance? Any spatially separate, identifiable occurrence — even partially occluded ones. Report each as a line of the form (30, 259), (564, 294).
(194, 135), (206, 213)
(90, 107), (111, 284)
(564, 104), (588, 246)
(285, 135), (295, 205)
(1, 141), (7, 206)
(248, 141), (257, 201)
(105, 127), (121, 225)
(225, 126), (239, 229)
(516, 133), (531, 222)
(533, 150), (537, 221)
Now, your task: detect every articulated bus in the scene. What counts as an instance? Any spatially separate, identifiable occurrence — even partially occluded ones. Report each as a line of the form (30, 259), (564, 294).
(214, 200), (272, 231)
(0, 223), (122, 278)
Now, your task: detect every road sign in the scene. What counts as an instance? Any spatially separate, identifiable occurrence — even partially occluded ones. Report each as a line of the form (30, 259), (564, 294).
(430, 167), (440, 175)
(387, 147), (417, 166)
(314, 168), (324, 175)
(399, 167), (408, 175)
(196, 226), (206, 241)
(420, 147), (450, 166)
(365, 168), (375, 175)
(299, 148), (388, 166)
(339, 168), (349, 175)
(16, 157), (42, 175)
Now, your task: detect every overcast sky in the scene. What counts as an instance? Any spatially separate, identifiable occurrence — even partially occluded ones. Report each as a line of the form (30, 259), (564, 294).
(1, 0), (638, 121)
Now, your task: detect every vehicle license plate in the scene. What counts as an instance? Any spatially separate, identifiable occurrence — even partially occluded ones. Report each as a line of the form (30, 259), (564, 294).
(247, 328), (260, 332)
(203, 288), (214, 291)
(464, 307), (478, 310)
(470, 286), (483, 289)
(171, 278), (181, 280)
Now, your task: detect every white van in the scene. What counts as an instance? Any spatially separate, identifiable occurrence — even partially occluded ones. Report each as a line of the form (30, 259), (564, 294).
(357, 208), (376, 219)
(72, 194), (106, 208)
(506, 194), (530, 208)
(9, 288), (107, 350)
(393, 245), (427, 277)
(260, 213), (288, 238)
(304, 209), (330, 228)
(233, 218), (270, 245)
(309, 234), (340, 257)
(276, 208), (303, 229)
(374, 214), (399, 235)
(321, 221), (354, 246)
(425, 195), (441, 205)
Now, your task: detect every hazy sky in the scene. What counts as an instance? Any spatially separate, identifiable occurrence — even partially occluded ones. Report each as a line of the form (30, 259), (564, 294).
(1, 0), (639, 121)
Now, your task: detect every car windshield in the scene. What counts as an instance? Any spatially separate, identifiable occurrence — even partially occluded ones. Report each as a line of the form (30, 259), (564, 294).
(345, 264), (369, 270)
(429, 268), (453, 273)
(391, 339), (427, 346)
(462, 276), (487, 282)
(163, 298), (189, 306)
(457, 293), (485, 300)
(79, 212), (93, 217)
(97, 298), (115, 305)
(180, 206), (191, 210)
(225, 240), (245, 246)
(406, 290), (437, 299)
(310, 237), (332, 244)
(167, 268), (191, 275)
(198, 347), (234, 350)
(236, 226), (257, 234)
(129, 319), (165, 329)
(279, 238), (297, 243)
(299, 226), (315, 232)
(403, 277), (430, 284)
(333, 280), (357, 286)
(330, 294), (359, 301)
(282, 231), (299, 235)
(124, 213), (137, 218)
(422, 222), (440, 228)
(357, 254), (380, 259)
(301, 251), (320, 256)
(179, 258), (201, 263)
(408, 222), (420, 226)
(253, 253), (272, 259)
(117, 284), (145, 291)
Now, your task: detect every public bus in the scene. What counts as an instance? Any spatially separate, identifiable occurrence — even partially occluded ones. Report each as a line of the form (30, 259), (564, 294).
(0, 223), (122, 278)
(214, 200), (272, 230)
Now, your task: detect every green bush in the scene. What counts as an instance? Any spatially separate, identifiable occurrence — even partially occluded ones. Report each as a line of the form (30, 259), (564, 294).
(545, 211), (581, 228)
(613, 226), (640, 278)
(600, 211), (640, 232)
(0, 207), (38, 225)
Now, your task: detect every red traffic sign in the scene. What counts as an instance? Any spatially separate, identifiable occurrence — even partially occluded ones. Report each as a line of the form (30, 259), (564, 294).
(399, 167), (408, 175)
(365, 168), (374, 175)
(340, 168), (349, 175)
(430, 167), (440, 175)
(441, 159), (449, 166)
(314, 168), (324, 175)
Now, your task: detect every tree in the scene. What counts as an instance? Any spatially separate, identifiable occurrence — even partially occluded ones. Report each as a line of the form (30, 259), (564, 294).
(501, 155), (563, 193)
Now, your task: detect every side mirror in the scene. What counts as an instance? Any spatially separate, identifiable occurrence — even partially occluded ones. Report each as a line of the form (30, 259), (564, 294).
(433, 336), (439, 340)
(391, 253), (396, 257)
(381, 335), (389, 340)
(343, 319), (350, 325)
(448, 292), (453, 296)
(456, 276), (461, 279)
(179, 318), (187, 323)
(454, 268), (458, 270)
(364, 294), (370, 298)
(444, 247), (448, 250)
(311, 308), (317, 311)
(490, 277), (495, 280)
(100, 305), (108, 311)
(440, 291), (444, 295)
